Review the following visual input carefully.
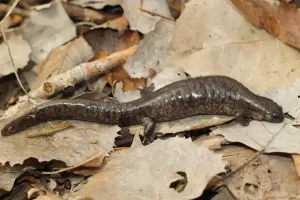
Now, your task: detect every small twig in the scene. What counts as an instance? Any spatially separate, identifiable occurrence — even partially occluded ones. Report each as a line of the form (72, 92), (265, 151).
(139, 0), (175, 22)
(0, 0), (21, 26)
(111, 79), (118, 100)
(75, 21), (97, 27)
(0, 0), (33, 99)
(1, 24), (32, 98)
(29, 45), (137, 99)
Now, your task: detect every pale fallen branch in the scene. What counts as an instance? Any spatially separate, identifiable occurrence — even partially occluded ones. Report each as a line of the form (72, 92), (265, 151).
(30, 45), (137, 99)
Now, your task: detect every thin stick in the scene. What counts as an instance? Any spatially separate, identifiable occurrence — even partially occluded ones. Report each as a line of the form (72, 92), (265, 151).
(0, 0), (21, 26)
(0, 25), (31, 98)
(0, 0), (32, 98)
(139, 0), (175, 22)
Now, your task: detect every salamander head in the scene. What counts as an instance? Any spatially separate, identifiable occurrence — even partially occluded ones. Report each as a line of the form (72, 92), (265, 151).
(251, 97), (284, 123)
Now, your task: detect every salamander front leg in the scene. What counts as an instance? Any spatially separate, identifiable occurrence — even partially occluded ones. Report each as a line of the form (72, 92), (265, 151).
(142, 117), (156, 145)
(236, 115), (250, 126)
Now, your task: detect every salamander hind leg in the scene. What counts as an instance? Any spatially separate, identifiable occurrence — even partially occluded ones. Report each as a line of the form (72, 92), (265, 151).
(236, 115), (251, 126)
(142, 117), (156, 145)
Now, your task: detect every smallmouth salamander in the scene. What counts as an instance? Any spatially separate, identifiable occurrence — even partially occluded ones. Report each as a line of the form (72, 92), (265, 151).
(1, 76), (284, 144)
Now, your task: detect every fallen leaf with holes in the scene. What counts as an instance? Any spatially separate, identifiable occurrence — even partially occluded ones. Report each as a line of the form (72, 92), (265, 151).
(230, 0), (300, 50)
(30, 36), (94, 90)
(169, 0), (300, 95)
(70, 137), (226, 200)
(120, 0), (172, 34)
(215, 146), (300, 199)
(0, 32), (31, 77)
(23, 1), (76, 64)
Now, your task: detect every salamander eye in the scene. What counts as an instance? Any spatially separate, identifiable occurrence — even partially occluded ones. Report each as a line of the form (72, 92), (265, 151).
(271, 112), (284, 122)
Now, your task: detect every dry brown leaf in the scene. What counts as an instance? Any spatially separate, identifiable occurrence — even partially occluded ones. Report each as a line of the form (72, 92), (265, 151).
(169, 0), (300, 95)
(23, 1), (76, 64)
(30, 36), (94, 90)
(0, 32), (31, 77)
(0, 116), (119, 166)
(93, 16), (129, 34)
(84, 28), (142, 92)
(70, 137), (226, 200)
(105, 66), (146, 92)
(92, 51), (109, 60)
(217, 145), (300, 199)
(42, 151), (106, 175)
(193, 134), (229, 150)
(230, 0), (300, 50)
(83, 28), (140, 54)
(292, 154), (300, 178)
(124, 20), (175, 79)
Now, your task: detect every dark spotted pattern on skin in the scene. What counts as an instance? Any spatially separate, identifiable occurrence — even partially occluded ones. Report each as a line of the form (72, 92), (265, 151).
(1, 76), (284, 136)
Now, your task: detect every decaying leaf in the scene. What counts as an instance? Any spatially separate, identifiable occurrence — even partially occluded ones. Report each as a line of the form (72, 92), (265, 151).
(92, 16), (129, 34)
(0, 32), (31, 77)
(193, 134), (229, 150)
(230, 0), (300, 50)
(30, 36), (94, 90)
(84, 28), (140, 54)
(169, 0), (300, 95)
(124, 20), (175, 79)
(217, 146), (300, 199)
(23, 1), (76, 64)
(0, 120), (119, 166)
(70, 137), (226, 200)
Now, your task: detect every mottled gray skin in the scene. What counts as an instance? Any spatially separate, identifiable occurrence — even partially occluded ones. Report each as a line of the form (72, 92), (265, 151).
(1, 76), (284, 142)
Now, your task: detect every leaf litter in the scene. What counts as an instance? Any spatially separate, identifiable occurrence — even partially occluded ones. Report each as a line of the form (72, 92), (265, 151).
(68, 136), (226, 200)
(0, 32), (31, 77)
(0, 0), (300, 199)
(23, 1), (76, 64)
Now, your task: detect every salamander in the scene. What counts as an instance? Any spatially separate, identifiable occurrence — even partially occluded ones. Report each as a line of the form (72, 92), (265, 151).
(1, 76), (284, 144)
